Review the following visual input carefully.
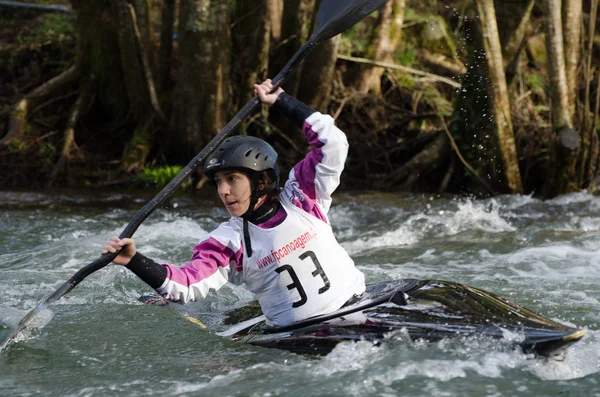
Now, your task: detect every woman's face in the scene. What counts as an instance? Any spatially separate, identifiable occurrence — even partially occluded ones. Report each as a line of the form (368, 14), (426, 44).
(214, 170), (252, 217)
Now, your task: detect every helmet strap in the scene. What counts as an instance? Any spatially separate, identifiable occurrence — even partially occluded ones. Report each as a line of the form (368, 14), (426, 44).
(241, 172), (263, 258)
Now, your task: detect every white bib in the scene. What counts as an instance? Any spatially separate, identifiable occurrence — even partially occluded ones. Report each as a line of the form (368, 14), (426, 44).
(241, 196), (365, 326)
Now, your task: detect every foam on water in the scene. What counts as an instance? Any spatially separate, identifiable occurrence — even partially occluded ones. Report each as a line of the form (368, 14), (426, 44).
(527, 330), (600, 380)
(343, 198), (515, 255)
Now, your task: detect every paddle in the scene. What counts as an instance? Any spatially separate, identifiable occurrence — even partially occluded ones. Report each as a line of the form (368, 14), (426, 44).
(0, 0), (388, 351)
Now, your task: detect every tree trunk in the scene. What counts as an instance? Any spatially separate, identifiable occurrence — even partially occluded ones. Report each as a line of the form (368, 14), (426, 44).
(75, 0), (129, 119)
(158, 0), (176, 91)
(543, 0), (579, 197)
(231, 0), (271, 108)
(49, 94), (85, 185)
(545, 0), (573, 129)
(563, 0), (582, 119)
(581, 0), (599, 187)
(132, 0), (153, 57)
(297, 35), (340, 113)
(112, 0), (162, 171)
(268, 0), (283, 41)
(269, 0), (314, 96)
(112, 0), (154, 118)
(167, 0), (231, 163)
(357, 0), (405, 95)
(476, 0), (523, 193)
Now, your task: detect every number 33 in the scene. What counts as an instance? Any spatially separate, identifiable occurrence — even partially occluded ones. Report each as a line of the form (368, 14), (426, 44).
(275, 250), (331, 307)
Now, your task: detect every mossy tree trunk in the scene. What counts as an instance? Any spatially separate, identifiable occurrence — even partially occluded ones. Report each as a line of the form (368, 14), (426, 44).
(476, 0), (523, 193)
(357, 0), (405, 95)
(167, 0), (231, 163)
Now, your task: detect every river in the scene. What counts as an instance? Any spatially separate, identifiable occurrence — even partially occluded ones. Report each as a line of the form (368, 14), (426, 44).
(1, 189), (599, 396)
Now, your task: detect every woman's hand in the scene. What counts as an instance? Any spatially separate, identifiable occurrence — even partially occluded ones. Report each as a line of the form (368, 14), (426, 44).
(101, 236), (136, 266)
(254, 79), (284, 106)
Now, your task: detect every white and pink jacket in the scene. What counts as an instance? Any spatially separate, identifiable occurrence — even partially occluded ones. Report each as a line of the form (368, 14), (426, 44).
(133, 111), (365, 326)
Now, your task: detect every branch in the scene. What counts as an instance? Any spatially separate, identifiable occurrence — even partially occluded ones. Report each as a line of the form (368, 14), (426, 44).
(1, 66), (79, 147)
(418, 50), (466, 76)
(126, 4), (165, 121)
(49, 94), (84, 186)
(0, 1), (72, 13)
(337, 54), (462, 88)
(439, 116), (495, 194)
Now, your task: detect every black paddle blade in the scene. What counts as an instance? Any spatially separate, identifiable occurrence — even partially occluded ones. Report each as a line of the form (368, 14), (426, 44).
(311, 0), (389, 42)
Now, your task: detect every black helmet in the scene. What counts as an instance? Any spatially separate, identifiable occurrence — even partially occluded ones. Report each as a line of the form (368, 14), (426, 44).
(204, 136), (279, 190)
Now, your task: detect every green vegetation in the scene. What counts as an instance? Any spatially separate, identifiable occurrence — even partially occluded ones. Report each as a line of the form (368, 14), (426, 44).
(339, 13), (377, 55)
(19, 14), (74, 44)
(133, 166), (192, 190)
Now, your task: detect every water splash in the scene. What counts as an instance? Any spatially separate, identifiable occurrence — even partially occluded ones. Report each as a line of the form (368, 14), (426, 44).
(344, 198), (514, 254)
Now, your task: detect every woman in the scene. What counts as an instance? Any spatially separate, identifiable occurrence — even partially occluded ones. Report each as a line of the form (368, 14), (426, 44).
(103, 79), (366, 327)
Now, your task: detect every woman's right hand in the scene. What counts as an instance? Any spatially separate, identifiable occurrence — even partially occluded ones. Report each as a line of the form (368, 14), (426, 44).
(254, 79), (283, 106)
(101, 236), (136, 266)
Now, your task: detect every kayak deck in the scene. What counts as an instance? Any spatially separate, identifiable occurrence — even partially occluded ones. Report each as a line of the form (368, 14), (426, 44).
(222, 279), (585, 357)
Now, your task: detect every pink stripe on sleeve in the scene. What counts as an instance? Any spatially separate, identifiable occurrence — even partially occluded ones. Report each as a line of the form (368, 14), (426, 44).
(164, 237), (242, 286)
(292, 120), (324, 199)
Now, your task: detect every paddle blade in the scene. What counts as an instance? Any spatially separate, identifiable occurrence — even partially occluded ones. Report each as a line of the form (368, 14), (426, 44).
(311, 0), (389, 42)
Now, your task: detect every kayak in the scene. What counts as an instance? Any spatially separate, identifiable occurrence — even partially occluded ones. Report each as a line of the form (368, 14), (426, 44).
(222, 279), (585, 356)
(145, 279), (586, 357)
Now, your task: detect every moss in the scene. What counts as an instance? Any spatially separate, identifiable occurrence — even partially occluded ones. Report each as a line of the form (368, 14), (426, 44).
(15, 13), (74, 46)
(423, 86), (452, 116)
(132, 165), (192, 190)
(339, 11), (378, 55)
(121, 124), (152, 171)
(395, 45), (417, 66)
(7, 139), (27, 153)
(393, 70), (415, 89)
(38, 142), (57, 171)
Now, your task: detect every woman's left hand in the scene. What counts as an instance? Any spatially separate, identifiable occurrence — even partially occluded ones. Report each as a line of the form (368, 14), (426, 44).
(254, 79), (284, 106)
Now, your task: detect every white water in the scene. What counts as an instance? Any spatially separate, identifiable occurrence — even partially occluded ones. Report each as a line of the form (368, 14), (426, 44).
(1, 190), (600, 396)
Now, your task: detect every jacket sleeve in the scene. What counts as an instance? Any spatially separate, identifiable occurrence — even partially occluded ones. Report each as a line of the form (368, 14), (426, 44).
(273, 94), (348, 218)
(133, 222), (244, 304)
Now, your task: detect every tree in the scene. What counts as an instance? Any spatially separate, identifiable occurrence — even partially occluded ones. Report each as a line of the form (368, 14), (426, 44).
(542, 0), (579, 196)
(158, 0), (176, 91)
(296, 0), (342, 112)
(231, 0), (272, 109)
(357, 0), (405, 94)
(563, 0), (582, 118)
(167, 0), (232, 163)
(296, 35), (341, 112)
(476, 0), (523, 193)
(269, 0), (315, 96)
